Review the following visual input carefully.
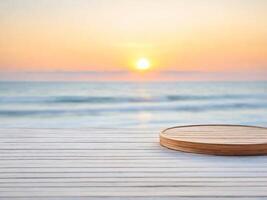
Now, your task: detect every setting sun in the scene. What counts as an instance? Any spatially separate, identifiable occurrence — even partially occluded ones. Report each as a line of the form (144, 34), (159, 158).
(136, 58), (151, 71)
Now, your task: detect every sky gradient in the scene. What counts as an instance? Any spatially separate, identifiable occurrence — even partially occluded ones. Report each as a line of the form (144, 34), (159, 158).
(0, 0), (267, 81)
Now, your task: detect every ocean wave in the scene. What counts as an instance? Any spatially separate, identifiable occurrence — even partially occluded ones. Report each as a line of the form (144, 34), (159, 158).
(1, 102), (267, 117)
(50, 96), (155, 103)
(0, 96), (157, 104)
(166, 94), (260, 101)
(0, 94), (265, 104)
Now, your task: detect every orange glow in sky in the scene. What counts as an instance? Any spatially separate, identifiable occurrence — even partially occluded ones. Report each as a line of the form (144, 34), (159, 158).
(0, 0), (267, 81)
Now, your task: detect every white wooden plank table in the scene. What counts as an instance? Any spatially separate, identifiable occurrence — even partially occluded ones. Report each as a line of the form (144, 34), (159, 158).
(0, 128), (267, 199)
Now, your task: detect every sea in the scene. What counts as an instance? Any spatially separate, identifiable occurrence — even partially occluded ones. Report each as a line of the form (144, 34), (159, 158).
(0, 81), (267, 129)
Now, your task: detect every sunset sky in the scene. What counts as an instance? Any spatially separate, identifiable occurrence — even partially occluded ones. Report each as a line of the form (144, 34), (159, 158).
(0, 0), (267, 81)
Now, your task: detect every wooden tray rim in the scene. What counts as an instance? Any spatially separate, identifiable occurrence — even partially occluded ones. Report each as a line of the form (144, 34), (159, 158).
(160, 124), (267, 156)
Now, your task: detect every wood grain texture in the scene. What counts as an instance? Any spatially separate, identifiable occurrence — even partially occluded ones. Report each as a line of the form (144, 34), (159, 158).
(160, 125), (267, 156)
(0, 127), (267, 199)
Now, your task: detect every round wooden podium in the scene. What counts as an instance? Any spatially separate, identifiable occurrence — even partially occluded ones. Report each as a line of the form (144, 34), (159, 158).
(160, 125), (267, 156)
